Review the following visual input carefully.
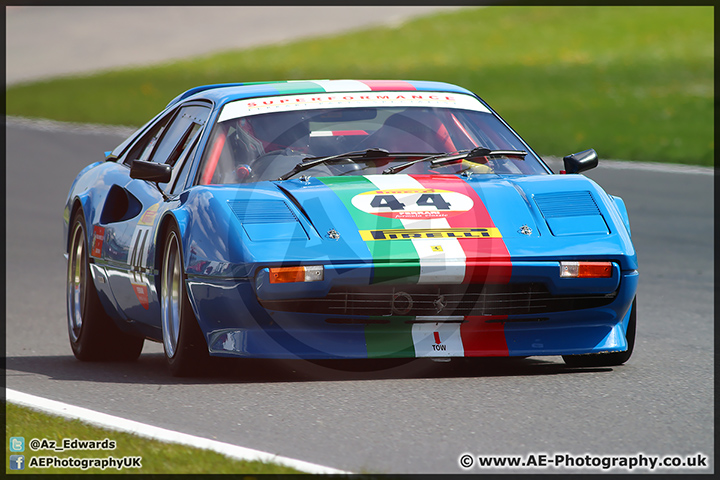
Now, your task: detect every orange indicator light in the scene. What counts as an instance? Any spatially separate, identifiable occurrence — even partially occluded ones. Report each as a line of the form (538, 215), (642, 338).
(269, 266), (324, 284)
(560, 261), (613, 278)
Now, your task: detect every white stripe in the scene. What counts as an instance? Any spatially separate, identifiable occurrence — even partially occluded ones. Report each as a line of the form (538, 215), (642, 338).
(312, 79), (371, 92)
(411, 320), (465, 357)
(364, 175), (466, 284)
(6, 388), (350, 475)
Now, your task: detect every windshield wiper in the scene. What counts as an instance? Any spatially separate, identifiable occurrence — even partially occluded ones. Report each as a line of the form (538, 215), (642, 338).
(382, 151), (468, 174)
(383, 147), (528, 174)
(277, 148), (390, 181)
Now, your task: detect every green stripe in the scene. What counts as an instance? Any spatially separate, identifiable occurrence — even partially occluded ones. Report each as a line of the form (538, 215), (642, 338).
(271, 81), (327, 95)
(319, 176), (420, 284)
(365, 317), (415, 358)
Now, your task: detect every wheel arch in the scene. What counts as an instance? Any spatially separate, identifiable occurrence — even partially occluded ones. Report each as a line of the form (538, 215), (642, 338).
(154, 209), (191, 273)
(154, 208), (212, 374)
(610, 194), (632, 237)
(66, 195), (93, 255)
(154, 213), (179, 296)
(153, 209), (195, 316)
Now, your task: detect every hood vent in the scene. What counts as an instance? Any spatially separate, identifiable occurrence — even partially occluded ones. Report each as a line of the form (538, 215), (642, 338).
(533, 191), (608, 236)
(228, 200), (308, 241)
(227, 200), (298, 224)
(533, 191), (600, 218)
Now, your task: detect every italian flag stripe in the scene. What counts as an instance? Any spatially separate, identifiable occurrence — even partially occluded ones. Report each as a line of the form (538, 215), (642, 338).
(269, 82), (326, 95)
(410, 175), (512, 284)
(365, 316), (415, 358)
(363, 175), (467, 284)
(360, 80), (417, 91)
(461, 316), (509, 356)
(319, 174), (511, 285)
(318, 176), (420, 284)
(411, 319), (466, 357)
(363, 316), (509, 358)
(313, 80), (372, 92)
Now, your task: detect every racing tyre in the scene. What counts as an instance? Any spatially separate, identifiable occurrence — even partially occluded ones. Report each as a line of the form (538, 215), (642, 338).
(160, 226), (210, 377)
(67, 211), (144, 361)
(562, 297), (637, 367)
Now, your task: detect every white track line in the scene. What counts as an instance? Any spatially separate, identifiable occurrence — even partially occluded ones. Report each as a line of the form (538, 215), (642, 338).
(6, 115), (137, 137)
(541, 156), (713, 176)
(6, 388), (350, 475)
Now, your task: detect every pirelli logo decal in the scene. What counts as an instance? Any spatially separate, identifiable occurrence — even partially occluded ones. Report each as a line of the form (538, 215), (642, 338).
(359, 228), (502, 241)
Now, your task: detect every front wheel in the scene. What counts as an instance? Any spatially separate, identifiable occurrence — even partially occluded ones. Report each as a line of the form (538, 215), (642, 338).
(66, 210), (144, 361)
(562, 297), (637, 367)
(160, 226), (210, 376)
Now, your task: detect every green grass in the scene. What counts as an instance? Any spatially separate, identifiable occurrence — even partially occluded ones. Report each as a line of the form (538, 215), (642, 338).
(5, 403), (305, 474)
(6, 6), (713, 165)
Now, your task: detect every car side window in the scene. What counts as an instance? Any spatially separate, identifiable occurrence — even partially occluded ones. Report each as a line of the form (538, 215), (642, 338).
(166, 122), (203, 167)
(123, 104), (210, 167)
(150, 105), (211, 165)
(124, 115), (173, 166)
(170, 133), (202, 195)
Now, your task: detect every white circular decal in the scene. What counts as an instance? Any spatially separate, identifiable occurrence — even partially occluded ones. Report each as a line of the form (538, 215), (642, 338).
(351, 188), (473, 219)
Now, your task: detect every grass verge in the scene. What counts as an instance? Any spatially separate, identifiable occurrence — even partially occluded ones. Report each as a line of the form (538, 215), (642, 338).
(5, 403), (304, 474)
(6, 6), (713, 165)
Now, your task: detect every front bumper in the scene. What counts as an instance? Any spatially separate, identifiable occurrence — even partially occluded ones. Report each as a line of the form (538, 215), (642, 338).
(187, 264), (638, 359)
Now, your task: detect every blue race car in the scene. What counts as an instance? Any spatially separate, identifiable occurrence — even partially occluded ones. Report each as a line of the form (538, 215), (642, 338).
(63, 80), (638, 376)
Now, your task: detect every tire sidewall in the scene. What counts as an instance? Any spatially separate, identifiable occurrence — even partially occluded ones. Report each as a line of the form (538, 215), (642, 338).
(67, 209), (144, 362)
(67, 210), (95, 358)
(160, 224), (209, 376)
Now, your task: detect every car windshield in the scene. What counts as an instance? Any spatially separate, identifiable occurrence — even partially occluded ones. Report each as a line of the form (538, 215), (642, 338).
(197, 98), (549, 184)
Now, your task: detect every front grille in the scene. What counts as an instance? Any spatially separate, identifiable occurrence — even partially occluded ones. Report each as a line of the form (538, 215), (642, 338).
(259, 283), (617, 317)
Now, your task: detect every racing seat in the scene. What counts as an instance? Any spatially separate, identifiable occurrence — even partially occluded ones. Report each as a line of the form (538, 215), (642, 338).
(361, 111), (456, 153)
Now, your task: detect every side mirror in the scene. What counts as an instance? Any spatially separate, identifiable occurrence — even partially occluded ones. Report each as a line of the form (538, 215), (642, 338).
(130, 160), (172, 183)
(563, 149), (598, 174)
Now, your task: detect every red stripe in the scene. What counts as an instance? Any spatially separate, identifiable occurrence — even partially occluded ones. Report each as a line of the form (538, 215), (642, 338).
(410, 174), (512, 284)
(361, 80), (416, 91)
(200, 132), (226, 185)
(332, 130), (368, 136)
(461, 316), (509, 356)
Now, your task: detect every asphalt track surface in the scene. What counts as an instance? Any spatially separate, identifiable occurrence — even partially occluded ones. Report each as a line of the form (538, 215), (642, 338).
(5, 119), (714, 474)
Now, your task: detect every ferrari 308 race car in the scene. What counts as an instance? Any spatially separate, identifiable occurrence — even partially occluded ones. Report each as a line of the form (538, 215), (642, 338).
(63, 80), (638, 376)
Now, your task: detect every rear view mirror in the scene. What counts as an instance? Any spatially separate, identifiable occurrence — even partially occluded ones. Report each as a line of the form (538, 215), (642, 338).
(130, 160), (172, 183)
(563, 149), (598, 174)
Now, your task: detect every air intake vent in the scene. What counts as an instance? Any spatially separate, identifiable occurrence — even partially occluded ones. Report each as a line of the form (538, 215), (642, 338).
(227, 200), (298, 224)
(533, 191), (600, 218)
